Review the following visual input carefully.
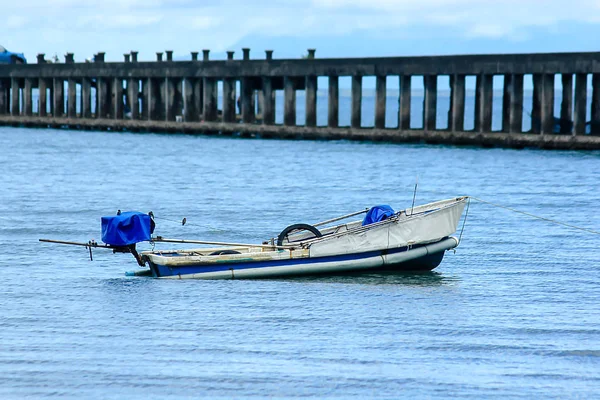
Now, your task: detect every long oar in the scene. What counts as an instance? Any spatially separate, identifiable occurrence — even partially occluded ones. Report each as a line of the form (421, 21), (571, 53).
(39, 238), (112, 248)
(151, 237), (296, 250)
(312, 208), (369, 227)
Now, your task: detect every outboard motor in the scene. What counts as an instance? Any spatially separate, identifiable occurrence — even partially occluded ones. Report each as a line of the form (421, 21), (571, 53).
(101, 211), (155, 266)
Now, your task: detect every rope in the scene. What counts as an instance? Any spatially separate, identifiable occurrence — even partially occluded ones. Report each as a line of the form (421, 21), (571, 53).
(469, 196), (600, 236)
(458, 197), (470, 243)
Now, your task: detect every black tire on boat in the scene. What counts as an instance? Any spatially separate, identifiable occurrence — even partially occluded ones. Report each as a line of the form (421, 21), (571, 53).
(277, 223), (322, 247)
(209, 249), (241, 256)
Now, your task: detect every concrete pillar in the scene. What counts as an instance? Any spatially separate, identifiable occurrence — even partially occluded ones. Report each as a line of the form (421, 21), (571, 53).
(399, 75), (411, 130)
(284, 77), (296, 126)
(328, 76), (339, 128)
(95, 52), (105, 63)
(150, 78), (164, 120)
(265, 50), (273, 61)
(194, 79), (203, 120)
(38, 79), (47, 116)
(375, 75), (386, 129)
(65, 53), (74, 63)
(141, 79), (149, 120)
(24, 78), (33, 116)
(0, 79), (7, 115)
(559, 74), (573, 134)
(242, 48), (250, 61)
(156, 52), (163, 62)
(183, 78), (198, 122)
(53, 78), (64, 117)
(166, 51), (173, 61)
(573, 73), (587, 135)
(541, 74), (555, 135)
(81, 78), (91, 118)
(203, 50), (210, 61)
(202, 78), (217, 122)
(124, 54), (131, 63)
(508, 74), (524, 133)
(307, 49), (316, 59)
(67, 79), (76, 118)
(222, 78), (236, 123)
(173, 79), (183, 118)
(96, 78), (106, 118)
(305, 75), (317, 127)
(591, 74), (600, 135)
(165, 78), (175, 121)
(227, 51), (234, 60)
(241, 78), (254, 123)
(191, 52), (199, 61)
(475, 74), (493, 133)
(11, 78), (20, 116)
(351, 75), (362, 128)
(128, 78), (139, 119)
(262, 77), (274, 125)
(113, 78), (123, 119)
(131, 51), (138, 62)
(423, 75), (437, 131)
(502, 74), (513, 133)
(37, 54), (45, 64)
(449, 74), (465, 132)
(531, 74), (542, 133)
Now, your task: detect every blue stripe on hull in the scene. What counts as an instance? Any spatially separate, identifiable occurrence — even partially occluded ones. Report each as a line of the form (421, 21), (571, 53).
(148, 240), (447, 278)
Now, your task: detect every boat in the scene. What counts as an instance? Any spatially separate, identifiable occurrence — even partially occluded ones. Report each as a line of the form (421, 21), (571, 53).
(40, 197), (469, 279)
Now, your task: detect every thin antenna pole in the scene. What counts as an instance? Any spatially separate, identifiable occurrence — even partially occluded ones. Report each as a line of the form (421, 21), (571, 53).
(410, 176), (418, 215)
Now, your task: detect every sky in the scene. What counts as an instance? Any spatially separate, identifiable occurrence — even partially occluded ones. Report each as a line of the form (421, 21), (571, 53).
(2, 0), (600, 62)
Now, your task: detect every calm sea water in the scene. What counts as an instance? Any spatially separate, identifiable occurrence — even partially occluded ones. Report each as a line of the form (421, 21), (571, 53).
(1, 123), (599, 398)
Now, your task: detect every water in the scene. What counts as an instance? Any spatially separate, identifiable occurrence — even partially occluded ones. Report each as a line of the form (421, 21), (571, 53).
(1, 126), (599, 398)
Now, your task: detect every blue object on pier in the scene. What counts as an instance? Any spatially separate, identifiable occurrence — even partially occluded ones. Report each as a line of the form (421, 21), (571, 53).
(362, 205), (395, 226)
(101, 212), (153, 246)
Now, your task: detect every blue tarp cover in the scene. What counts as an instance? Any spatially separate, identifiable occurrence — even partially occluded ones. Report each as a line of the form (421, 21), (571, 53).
(362, 205), (395, 226)
(101, 212), (152, 246)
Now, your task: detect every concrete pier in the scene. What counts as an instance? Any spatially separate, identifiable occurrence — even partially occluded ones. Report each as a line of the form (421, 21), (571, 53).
(1, 49), (600, 149)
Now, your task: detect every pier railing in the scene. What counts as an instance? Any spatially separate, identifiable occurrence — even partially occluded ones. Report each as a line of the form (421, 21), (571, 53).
(1, 49), (599, 149)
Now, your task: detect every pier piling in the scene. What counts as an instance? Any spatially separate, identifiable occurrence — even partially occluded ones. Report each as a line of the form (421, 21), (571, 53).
(399, 76), (411, 130)
(351, 75), (362, 128)
(423, 75), (437, 131)
(305, 75), (317, 127)
(449, 74), (465, 132)
(284, 77), (296, 126)
(24, 78), (33, 116)
(328, 76), (339, 128)
(375, 75), (386, 129)
(591, 74), (600, 135)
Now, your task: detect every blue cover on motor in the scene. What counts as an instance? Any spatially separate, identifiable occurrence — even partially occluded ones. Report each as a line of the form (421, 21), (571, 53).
(362, 205), (395, 226)
(101, 212), (153, 246)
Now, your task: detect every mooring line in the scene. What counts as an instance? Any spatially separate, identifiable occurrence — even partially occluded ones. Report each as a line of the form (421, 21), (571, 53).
(458, 197), (470, 243)
(469, 196), (600, 236)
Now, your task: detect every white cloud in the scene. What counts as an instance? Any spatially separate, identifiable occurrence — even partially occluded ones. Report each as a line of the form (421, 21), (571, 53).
(1, 0), (599, 61)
